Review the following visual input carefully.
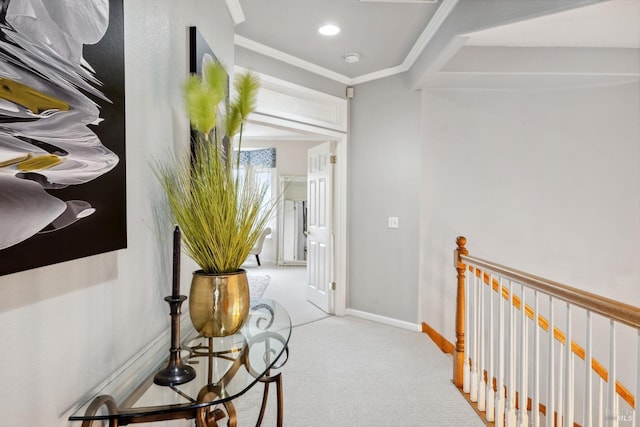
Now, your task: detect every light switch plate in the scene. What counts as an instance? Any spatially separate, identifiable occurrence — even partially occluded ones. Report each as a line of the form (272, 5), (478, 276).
(388, 217), (399, 228)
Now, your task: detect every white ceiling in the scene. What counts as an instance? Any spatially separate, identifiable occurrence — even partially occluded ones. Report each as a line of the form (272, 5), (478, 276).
(234, 0), (445, 83)
(233, 0), (639, 87)
(464, 0), (640, 48)
(435, 0), (640, 90)
(234, 0), (639, 137)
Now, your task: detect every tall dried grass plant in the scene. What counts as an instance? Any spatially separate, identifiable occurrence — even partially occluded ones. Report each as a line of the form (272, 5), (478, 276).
(156, 62), (274, 274)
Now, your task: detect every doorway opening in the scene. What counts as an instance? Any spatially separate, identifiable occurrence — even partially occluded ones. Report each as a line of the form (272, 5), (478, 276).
(278, 175), (307, 266)
(240, 114), (347, 317)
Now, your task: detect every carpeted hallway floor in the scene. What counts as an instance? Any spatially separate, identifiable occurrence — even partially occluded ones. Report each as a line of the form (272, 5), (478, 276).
(244, 262), (330, 327)
(233, 315), (484, 426)
(237, 263), (484, 426)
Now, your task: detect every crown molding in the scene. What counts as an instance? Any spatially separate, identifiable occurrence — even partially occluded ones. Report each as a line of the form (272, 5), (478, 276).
(235, 35), (352, 84)
(350, 64), (408, 85)
(403, 0), (458, 68)
(236, 65), (348, 132)
(234, 0), (458, 85)
(224, 0), (245, 25)
(236, 65), (348, 104)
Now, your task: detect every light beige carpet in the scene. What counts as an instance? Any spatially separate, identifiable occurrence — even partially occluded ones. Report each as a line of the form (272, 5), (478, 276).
(233, 315), (485, 427)
(245, 263), (329, 326)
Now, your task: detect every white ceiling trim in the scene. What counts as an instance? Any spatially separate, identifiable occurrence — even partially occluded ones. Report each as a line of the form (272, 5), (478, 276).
(234, 0), (458, 85)
(408, 34), (468, 90)
(442, 46), (640, 76)
(237, 65), (348, 132)
(421, 73), (640, 90)
(236, 66), (348, 104)
(242, 133), (330, 142)
(224, 0), (245, 25)
(417, 36), (640, 90)
(402, 0), (458, 67)
(351, 64), (408, 85)
(235, 35), (352, 84)
(350, 0), (458, 85)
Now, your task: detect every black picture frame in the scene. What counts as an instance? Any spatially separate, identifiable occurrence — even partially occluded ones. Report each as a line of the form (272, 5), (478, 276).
(188, 26), (229, 160)
(0, 0), (127, 276)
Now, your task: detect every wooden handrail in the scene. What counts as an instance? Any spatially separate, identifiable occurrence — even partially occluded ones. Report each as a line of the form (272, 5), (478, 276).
(460, 254), (640, 330)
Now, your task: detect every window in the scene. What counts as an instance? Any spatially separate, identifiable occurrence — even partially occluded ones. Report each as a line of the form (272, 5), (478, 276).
(235, 148), (277, 223)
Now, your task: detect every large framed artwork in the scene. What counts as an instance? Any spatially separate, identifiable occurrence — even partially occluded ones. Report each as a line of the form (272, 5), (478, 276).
(188, 26), (229, 159)
(0, 0), (127, 276)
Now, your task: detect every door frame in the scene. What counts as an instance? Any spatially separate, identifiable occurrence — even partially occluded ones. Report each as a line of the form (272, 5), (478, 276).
(246, 113), (348, 316)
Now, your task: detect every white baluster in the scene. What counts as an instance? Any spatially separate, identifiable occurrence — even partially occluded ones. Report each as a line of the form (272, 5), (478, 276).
(496, 277), (506, 427)
(519, 285), (529, 427)
(634, 329), (639, 427)
(547, 296), (555, 427)
(584, 311), (593, 427)
(558, 338), (564, 427)
(463, 266), (470, 394)
(486, 273), (495, 422)
(608, 320), (618, 427)
(506, 280), (517, 427)
(598, 376), (604, 427)
(470, 269), (478, 402)
(532, 290), (540, 427)
(478, 270), (486, 412)
(564, 304), (573, 427)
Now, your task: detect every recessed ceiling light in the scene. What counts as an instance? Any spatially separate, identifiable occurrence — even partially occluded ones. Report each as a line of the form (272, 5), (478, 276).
(318, 24), (340, 36)
(344, 53), (360, 63)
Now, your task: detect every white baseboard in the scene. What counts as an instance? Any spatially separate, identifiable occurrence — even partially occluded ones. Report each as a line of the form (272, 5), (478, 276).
(344, 308), (422, 332)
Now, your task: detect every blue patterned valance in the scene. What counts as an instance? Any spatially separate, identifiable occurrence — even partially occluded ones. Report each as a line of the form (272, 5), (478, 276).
(237, 148), (276, 168)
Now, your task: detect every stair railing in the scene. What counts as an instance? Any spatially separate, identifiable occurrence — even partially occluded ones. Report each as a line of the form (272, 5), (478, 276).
(453, 236), (640, 427)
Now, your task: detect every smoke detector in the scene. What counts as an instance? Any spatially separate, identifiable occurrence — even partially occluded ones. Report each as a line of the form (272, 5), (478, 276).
(344, 53), (360, 63)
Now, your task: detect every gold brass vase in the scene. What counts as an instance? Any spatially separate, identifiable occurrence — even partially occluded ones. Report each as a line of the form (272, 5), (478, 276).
(189, 269), (250, 337)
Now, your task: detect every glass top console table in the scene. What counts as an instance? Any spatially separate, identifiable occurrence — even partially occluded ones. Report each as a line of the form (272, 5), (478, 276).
(69, 300), (291, 426)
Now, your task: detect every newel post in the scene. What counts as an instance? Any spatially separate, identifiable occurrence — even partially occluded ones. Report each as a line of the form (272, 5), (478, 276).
(453, 236), (468, 388)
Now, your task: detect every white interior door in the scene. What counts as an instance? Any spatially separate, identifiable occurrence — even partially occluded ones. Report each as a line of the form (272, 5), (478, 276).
(306, 141), (335, 313)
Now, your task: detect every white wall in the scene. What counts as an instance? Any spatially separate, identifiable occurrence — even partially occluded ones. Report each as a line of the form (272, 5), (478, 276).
(419, 82), (640, 345)
(244, 139), (320, 176)
(349, 73), (422, 323)
(0, 1), (234, 425)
